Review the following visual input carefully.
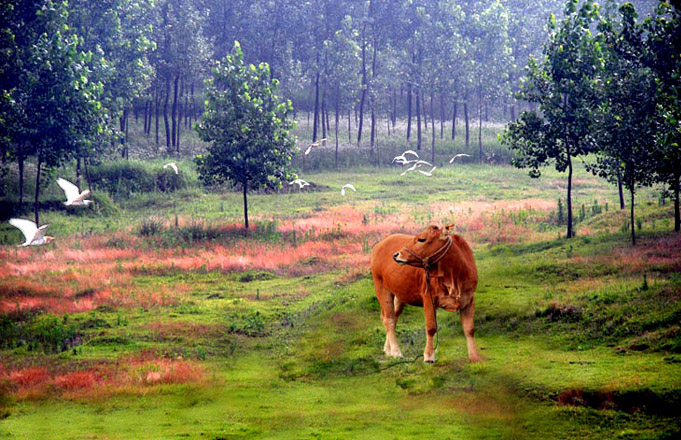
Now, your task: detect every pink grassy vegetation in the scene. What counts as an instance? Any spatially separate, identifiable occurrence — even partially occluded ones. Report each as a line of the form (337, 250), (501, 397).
(0, 354), (208, 401)
(0, 199), (584, 315)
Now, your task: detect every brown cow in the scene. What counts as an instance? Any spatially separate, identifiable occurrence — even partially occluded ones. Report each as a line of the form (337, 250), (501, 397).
(370, 224), (481, 363)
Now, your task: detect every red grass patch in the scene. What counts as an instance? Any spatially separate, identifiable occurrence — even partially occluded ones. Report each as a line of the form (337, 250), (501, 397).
(1, 356), (209, 401)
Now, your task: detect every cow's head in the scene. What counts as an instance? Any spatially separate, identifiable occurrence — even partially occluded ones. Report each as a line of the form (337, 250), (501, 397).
(393, 225), (449, 265)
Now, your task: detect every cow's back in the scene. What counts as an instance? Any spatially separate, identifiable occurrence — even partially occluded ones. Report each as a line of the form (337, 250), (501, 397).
(371, 234), (425, 303)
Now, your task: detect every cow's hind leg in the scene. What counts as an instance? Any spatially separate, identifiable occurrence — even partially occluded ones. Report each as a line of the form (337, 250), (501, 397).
(460, 299), (482, 363)
(376, 285), (403, 358)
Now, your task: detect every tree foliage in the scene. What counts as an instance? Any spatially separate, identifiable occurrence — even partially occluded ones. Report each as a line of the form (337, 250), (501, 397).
(195, 42), (297, 230)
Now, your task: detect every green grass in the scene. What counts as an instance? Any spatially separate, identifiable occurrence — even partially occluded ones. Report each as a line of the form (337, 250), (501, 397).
(0, 158), (679, 439)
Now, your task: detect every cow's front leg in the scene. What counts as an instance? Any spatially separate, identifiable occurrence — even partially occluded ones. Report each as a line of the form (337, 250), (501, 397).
(379, 290), (402, 358)
(422, 293), (437, 363)
(460, 299), (482, 363)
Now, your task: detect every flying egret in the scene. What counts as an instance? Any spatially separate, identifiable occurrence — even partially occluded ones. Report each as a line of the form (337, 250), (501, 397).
(341, 184), (356, 196)
(402, 150), (419, 159)
(418, 166), (437, 177)
(304, 138), (327, 155)
(449, 153), (471, 163)
(289, 178), (310, 188)
(56, 178), (92, 206)
(163, 162), (179, 174)
(9, 218), (54, 246)
(400, 160), (432, 176)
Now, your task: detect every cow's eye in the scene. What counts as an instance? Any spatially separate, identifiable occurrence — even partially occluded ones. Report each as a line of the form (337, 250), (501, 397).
(417, 238), (426, 243)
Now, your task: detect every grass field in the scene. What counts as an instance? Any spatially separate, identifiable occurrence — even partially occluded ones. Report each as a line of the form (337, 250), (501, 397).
(1, 157), (680, 439)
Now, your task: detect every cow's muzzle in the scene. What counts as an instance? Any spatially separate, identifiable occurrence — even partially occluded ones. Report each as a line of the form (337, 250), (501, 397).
(393, 251), (407, 264)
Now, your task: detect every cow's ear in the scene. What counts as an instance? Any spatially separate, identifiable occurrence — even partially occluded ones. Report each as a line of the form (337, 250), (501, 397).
(442, 223), (456, 238)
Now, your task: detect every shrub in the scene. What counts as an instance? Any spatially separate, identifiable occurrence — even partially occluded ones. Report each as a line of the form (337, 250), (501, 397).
(139, 217), (166, 237)
(89, 161), (156, 199)
(155, 169), (187, 192)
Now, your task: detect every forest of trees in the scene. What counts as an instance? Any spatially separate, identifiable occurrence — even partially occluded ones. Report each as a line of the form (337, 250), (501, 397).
(0, 0), (678, 240)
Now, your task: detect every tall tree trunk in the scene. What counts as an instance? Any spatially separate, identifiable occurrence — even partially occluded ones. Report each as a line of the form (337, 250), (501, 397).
(155, 87), (160, 146)
(416, 88), (422, 150)
(18, 154), (24, 204)
(76, 157), (82, 190)
(321, 91), (327, 140)
(335, 86), (340, 169)
(439, 94), (444, 140)
(422, 94), (427, 130)
(171, 73), (179, 151)
(119, 111), (127, 159)
(143, 99), (149, 135)
(243, 183), (249, 232)
(370, 41), (378, 151)
(34, 153), (42, 226)
(83, 157), (92, 190)
(407, 84), (412, 141)
(618, 172), (625, 209)
(347, 110), (351, 143)
(674, 174), (680, 232)
(451, 99), (457, 140)
(567, 153), (574, 239)
(510, 102), (516, 121)
(630, 188), (636, 245)
(464, 100), (469, 147)
(313, 71), (320, 142)
(392, 86), (396, 127)
(357, 30), (367, 146)
(189, 82), (195, 128)
(478, 87), (483, 164)
(431, 92), (436, 164)
(164, 78), (171, 152)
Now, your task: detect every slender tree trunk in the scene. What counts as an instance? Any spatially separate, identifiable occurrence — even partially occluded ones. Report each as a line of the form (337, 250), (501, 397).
(630, 188), (636, 245)
(243, 183), (249, 231)
(392, 87), (396, 127)
(347, 110), (351, 143)
(34, 153), (42, 226)
(478, 87), (483, 164)
(321, 91), (327, 140)
(464, 100), (469, 147)
(155, 87), (160, 146)
(313, 71), (320, 142)
(407, 84), (412, 141)
(618, 173), (625, 209)
(171, 73), (179, 151)
(189, 82), (195, 128)
(422, 94), (427, 130)
(335, 86), (340, 169)
(18, 154), (24, 204)
(143, 99), (149, 135)
(430, 92), (436, 163)
(416, 88), (422, 150)
(567, 153), (574, 239)
(510, 103), (516, 121)
(76, 157), (82, 190)
(674, 174), (680, 232)
(84, 157), (92, 190)
(164, 78), (171, 151)
(451, 99), (457, 140)
(357, 39), (367, 145)
(184, 81), (189, 128)
(439, 94), (444, 140)
(370, 41), (378, 151)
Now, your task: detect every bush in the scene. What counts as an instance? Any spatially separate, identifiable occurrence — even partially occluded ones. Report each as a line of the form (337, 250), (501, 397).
(156, 169), (187, 192)
(138, 217), (166, 236)
(89, 161), (156, 199)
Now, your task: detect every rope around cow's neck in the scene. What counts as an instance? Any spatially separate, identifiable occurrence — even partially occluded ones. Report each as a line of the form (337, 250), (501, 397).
(399, 236), (453, 356)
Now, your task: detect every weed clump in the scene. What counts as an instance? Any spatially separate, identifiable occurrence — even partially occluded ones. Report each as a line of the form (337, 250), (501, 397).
(536, 303), (583, 323)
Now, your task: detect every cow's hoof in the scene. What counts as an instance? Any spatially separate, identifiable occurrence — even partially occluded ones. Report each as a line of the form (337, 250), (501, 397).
(424, 359), (435, 364)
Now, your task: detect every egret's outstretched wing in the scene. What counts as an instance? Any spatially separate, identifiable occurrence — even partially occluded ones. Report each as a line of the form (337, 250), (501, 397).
(449, 153), (471, 163)
(341, 184), (356, 196)
(164, 162), (179, 174)
(57, 178), (80, 203)
(9, 218), (38, 245)
(402, 150), (419, 159)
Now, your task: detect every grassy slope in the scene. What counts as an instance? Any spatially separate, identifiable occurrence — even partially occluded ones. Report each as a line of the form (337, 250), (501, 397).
(1, 163), (680, 439)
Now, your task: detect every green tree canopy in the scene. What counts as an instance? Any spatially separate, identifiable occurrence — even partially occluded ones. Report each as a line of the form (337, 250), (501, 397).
(195, 42), (297, 230)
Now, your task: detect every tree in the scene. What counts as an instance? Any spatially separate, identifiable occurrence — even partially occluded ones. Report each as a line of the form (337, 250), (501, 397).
(643, 1), (681, 232)
(1, 0), (105, 224)
(590, 3), (658, 245)
(195, 42), (297, 231)
(501, 0), (603, 239)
